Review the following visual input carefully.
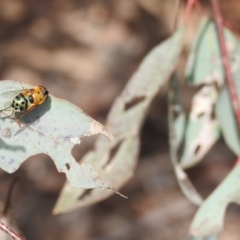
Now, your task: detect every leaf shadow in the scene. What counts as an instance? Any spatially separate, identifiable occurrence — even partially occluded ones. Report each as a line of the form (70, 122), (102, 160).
(0, 137), (25, 152)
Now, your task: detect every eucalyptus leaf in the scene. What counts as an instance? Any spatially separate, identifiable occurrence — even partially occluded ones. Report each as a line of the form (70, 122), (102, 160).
(190, 164), (240, 237)
(215, 42), (240, 155)
(169, 75), (203, 206)
(174, 112), (186, 149)
(186, 17), (238, 86)
(0, 80), (117, 192)
(54, 27), (185, 213)
(216, 85), (240, 155)
(181, 85), (220, 168)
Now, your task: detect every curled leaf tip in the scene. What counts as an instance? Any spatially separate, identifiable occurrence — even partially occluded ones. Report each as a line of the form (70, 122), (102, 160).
(106, 186), (127, 199)
(90, 119), (114, 141)
(115, 191), (128, 199)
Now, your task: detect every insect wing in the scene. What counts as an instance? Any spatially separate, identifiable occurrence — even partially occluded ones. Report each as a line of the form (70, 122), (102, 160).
(1, 90), (23, 99)
(3, 101), (12, 109)
(0, 101), (12, 112)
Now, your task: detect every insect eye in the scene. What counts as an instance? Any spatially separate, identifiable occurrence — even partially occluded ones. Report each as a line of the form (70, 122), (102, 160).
(29, 95), (34, 103)
(43, 89), (49, 96)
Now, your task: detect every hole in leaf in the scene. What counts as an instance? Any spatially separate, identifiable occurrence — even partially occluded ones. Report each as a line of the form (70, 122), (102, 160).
(210, 110), (216, 120)
(65, 163), (70, 170)
(196, 112), (205, 118)
(173, 109), (180, 118)
(102, 140), (123, 169)
(124, 96), (145, 111)
(71, 135), (97, 160)
(226, 203), (240, 222)
(194, 145), (201, 155)
(78, 189), (93, 200)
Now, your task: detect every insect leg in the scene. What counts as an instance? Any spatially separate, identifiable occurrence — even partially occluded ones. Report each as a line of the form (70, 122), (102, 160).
(0, 108), (15, 119)
(18, 81), (25, 90)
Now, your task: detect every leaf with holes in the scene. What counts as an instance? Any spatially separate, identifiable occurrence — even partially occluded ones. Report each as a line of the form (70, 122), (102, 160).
(54, 27), (185, 213)
(190, 164), (240, 237)
(185, 17), (238, 86)
(180, 85), (220, 168)
(0, 80), (118, 193)
(169, 76), (203, 206)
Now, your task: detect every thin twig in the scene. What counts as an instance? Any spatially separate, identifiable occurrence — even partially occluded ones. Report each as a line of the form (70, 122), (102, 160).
(195, 0), (240, 39)
(172, 0), (181, 32)
(184, 0), (195, 23)
(211, 0), (240, 130)
(0, 221), (24, 240)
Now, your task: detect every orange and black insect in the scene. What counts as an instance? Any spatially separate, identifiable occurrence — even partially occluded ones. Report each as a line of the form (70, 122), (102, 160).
(0, 85), (49, 117)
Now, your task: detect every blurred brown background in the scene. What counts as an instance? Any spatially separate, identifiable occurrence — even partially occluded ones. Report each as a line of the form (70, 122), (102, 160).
(0, 0), (239, 239)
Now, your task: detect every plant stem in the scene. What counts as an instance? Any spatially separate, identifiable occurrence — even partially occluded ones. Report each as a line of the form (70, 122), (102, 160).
(211, 0), (240, 130)
(184, 0), (195, 23)
(0, 221), (24, 240)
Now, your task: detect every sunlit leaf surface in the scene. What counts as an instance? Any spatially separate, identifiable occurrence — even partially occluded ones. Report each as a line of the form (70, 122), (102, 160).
(0, 80), (113, 190)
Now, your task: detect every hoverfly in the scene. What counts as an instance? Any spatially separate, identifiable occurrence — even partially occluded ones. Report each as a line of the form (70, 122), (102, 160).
(0, 85), (49, 118)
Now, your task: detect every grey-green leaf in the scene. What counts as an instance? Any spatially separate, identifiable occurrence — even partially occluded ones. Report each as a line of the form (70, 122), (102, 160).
(215, 43), (240, 155)
(190, 164), (240, 237)
(169, 75), (203, 206)
(0, 80), (114, 191)
(54, 27), (185, 213)
(174, 111), (186, 149)
(186, 17), (238, 86)
(216, 85), (240, 155)
(181, 85), (220, 168)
